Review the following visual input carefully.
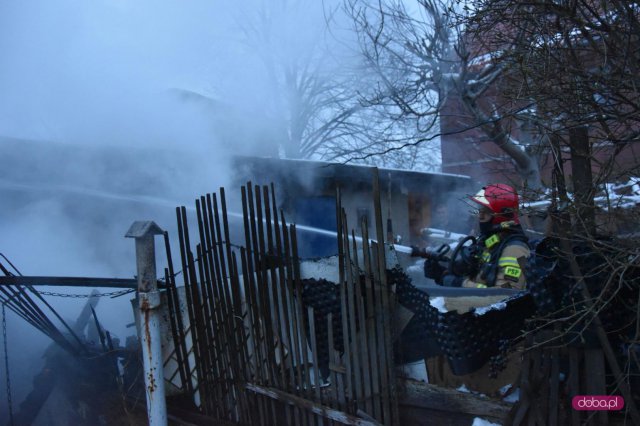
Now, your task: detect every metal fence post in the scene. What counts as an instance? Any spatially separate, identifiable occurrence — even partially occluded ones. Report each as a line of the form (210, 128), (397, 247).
(125, 221), (167, 426)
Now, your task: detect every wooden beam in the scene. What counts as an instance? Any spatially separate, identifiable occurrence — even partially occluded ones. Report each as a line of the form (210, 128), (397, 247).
(246, 382), (382, 426)
(397, 379), (512, 424)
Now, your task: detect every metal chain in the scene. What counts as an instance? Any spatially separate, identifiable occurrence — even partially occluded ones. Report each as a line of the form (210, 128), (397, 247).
(3, 304), (14, 426)
(35, 289), (136, 299)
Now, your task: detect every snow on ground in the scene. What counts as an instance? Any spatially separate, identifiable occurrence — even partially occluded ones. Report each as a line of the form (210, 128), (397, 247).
(429, 296), (448, 313)
(457, 384), (470, 393)
(500, 384), (520, 403)
(474, 301), (507, 316)
(503, 389), (520, 403)
(405, 258), (425, 275)
(472, 418), (501, 426)
(457, 384), (488, 398)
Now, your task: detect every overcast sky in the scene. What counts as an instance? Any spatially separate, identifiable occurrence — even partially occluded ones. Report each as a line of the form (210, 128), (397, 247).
(0, 1), (228, 144)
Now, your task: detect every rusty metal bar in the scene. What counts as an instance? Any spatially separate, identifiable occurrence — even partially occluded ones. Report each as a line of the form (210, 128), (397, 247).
(188, 245), (216, 415)
(197, 197), (228, 415)
(177, 206), (208, 412)
(163, 267), (190, 395)
(220, 189), (254, 420)
(219, 188), (254, 423)
(163, 231), (192, 395)
(194, 243), (222, 418)
(207, 193), (243, 421)
(176, 206), (203, 406)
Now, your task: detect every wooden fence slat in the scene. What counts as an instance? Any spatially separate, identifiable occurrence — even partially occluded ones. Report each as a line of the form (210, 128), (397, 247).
(512, 335), (533, 426)
(241, 184), (271, 425)
(176, 206), (206, 408)
(584, 349), (608, 426)
(281, 218), (308, 426)
(354, 222), (374, 418)
(240, 246), (268, 425)
(308, 307), (323, 405)
(291, 223), (316, 426)
(349, 230), (365, 414)
(360, 220), (383, 421)
(340, 210), (355, 411)
(568, 347), (581, 426)
(371, 167), (397, 425)
(548, 348), (560, 426)
(196, 198), (231, 415)
(327, 313), (341, 410)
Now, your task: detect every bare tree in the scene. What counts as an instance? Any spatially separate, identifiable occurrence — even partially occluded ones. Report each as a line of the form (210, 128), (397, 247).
(346, 0), (544, 187)
(171, 0), (439, 169)
(237, 0), (445, 168)
(465, 0), (640, 233)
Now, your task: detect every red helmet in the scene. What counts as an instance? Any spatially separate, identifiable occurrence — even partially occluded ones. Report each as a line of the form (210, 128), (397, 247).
(471, 184), (520, 224)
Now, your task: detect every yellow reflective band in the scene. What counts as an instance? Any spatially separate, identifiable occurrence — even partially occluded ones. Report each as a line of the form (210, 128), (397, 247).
(476, 283), (488, 288)
(485, 234), (500, 248)
(504, 266), (522, 278)
(499, 256), (520, 267)
(482, 252), (491, 262)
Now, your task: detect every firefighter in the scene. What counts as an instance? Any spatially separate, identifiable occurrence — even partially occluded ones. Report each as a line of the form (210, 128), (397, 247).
(424, 184), (530, 290)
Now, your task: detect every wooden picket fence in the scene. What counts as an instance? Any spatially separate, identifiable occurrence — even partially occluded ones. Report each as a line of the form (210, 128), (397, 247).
(161, 170), (399, 425)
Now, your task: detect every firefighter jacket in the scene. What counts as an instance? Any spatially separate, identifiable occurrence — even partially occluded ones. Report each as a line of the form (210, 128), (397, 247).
(461, 230), (530, 290)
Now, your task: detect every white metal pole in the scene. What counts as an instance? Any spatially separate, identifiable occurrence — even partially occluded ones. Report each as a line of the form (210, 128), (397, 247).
(126, 221), (167, 426)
